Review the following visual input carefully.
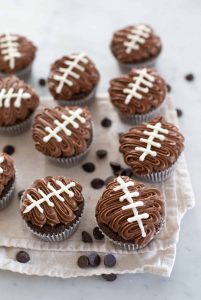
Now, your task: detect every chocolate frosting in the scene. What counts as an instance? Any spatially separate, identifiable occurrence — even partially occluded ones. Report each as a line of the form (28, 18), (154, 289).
(119, 116), (184, 175)
(20, 176), (84, 227)
(32, 106), (93, 158)
(0, 152), (15, 195)
(0, 34), (37, 73)
(0, 75), (39, 126)
(111, 25), (162, 64)
(96, 176), (164, 247)
(109, 68), (166, 115)
(48, 53), (100, 100)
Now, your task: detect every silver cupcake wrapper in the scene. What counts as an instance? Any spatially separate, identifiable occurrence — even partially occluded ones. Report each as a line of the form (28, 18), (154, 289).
(0, 179), (15, 210)
(118, 98), (166, 125)
(0, 63), (33, 80)
(57, 86), (97, 107)
(118, 57), (157, 73)
(0, 114), (33, 135)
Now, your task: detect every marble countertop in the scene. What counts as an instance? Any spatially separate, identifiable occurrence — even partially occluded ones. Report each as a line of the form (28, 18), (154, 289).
(0, 0), (200, 299)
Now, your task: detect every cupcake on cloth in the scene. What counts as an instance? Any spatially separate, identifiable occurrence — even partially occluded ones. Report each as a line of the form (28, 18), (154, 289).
(110, 24), (162, 71)
(20, 176), (84, 242)
(48, 53), (100, 106)
(0, 75), (39, 135)
(0, 33), (37, 78)
(109, 67), (167, 125)
(119, 116), (184, 183)
(96, 176), (165, 250)
(32, 106), (94, 167)
(0, 152), (15, 210)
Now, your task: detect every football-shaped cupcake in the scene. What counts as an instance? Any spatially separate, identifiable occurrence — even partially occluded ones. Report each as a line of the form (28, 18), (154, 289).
(109, 68), (167, 124)
(32, 106), (93, 167)
(119, 116), (184, 182)
(20, 176), (84, 242)
(48, 53), (100, 106)
(0, 33), (37, 78)
(96, 176), (165, 250)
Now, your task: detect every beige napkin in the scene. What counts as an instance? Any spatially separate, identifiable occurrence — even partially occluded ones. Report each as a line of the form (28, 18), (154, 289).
(0, 94), (194, 278)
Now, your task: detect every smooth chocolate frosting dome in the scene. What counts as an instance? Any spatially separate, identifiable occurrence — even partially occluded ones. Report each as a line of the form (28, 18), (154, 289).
(48, 53), (100, 100)
(32, 106), (93, 158)
(0, 152), (15, 195)
(96, 176), (164, 248)
(20, 176), (84, 227)
(111, 24), (162, 64)
(119, 116), (184, 175)
(109, 68), (166, 115)
(0, 75), (39, 126)
(0, 33), (37, 73)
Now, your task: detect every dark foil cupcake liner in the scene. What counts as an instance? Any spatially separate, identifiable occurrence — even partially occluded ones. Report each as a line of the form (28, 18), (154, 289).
(0, 179), (15, 210)
(0, 114), (33, 135)
(118, 57), (157, 73)
(0, 63), (33, 80)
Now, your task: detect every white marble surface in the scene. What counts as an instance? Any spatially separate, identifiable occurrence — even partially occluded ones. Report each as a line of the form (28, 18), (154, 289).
(0, 0), (200, 299)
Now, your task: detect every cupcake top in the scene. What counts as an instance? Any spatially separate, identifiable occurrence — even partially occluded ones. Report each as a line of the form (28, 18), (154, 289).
(96, 176), (164, 248)
(20, 176), (84, 227)
(119, 116), (184, 175)
(0, 33), (37, 73)
(32, 106), (93, 158)
(0, 75), (39, 126)
(48, 53), (100, 100)
(111, 24), (162, 64)
(109, 68), (166, 115)
(0, 152), (15, 196)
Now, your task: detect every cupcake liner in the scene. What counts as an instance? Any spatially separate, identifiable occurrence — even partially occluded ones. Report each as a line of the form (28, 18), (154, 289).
(0, 113), (33, 135)
(0, 179), (15, 210)
(118, 57), (157, 73)
(57, 85), (97, 107)
(0, 63), (33, 80)
(118, 97), (166, 125)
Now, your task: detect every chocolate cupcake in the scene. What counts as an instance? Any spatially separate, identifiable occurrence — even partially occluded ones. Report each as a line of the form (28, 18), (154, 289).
(119, 116), (184, 182)
(20, 176), (84, 242)
(0, 152), (15, 209)
(0, 75), (39, 135)
(96, 176), (165, 250)
(48, 53), (100, 106)
(0, 33), (37, 78)
(109, 68), (167, 124)
(111, 24), (162, 71)
(32, 106), (94, 167)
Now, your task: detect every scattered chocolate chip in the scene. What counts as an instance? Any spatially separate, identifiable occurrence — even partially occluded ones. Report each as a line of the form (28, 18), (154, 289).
(104, 254), (116, 268)
(176, 108), (183, 117)
(93, 226), (104, 240)
(166, 84), (171, 93)
(16, 251), (30, 263)
(105, 176), (114, 186)
(18, 190), (25, 200)
(110, 162), (122, 174)
(101, 273), (117, 282)
(91, 178), (105, 189)
(88, 252), (101, 267)
(96, 149), (108, 159)
(120, 168), (133, 177)
(77, 255), (89, 268)
(185, 73), (194, 81)
(3, 145), (15, 155)
(38, 78), (46, 86)
(101, 118), (112, 128)
(82, 231), (93, 243)
(82, 162), (95, 173)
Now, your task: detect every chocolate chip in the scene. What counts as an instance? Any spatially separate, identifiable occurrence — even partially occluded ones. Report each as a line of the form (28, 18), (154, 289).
(82, 162), (95, 173)
(18, 190), (25, 200)
(104, 254), (116, 267)
(82, 231), (93, 243)
(3, 145), (15, 155)
(176, 108), (183, 117)
(38, 78), (46, 86)
(185, 73), (194, 81)
(110, 162), (122, 174)
(88, 252), (101, 267)
(166, 84), (171, 93)
(120, 168), (133, 177)
(101, 273), (117, 281)
(101, 118), (112, 128)
(93, 226), (104, 240)
(105, 176), (114, 186)
(96, 149), (107, 159)
(91, 178), (105, 189)
(77, 255), (89, 268)
(16, 251), (30, 263)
